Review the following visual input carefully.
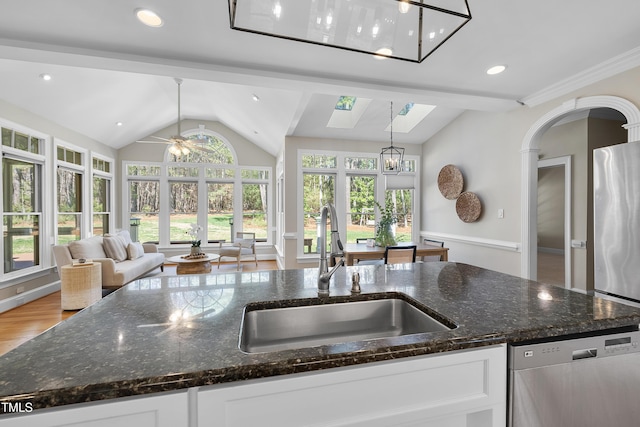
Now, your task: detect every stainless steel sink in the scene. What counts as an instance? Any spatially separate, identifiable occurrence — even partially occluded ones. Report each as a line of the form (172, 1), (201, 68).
(239, 293), (455, 353)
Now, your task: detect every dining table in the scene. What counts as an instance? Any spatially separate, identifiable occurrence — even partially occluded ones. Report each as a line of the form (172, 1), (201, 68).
(336, 242), (449, 266)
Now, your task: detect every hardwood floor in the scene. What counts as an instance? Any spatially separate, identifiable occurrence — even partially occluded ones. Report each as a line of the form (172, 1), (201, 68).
(0, 260), (278, 356)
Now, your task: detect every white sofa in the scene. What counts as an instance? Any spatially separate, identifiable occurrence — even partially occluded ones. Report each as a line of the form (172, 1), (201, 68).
(53, 230), (165, 289)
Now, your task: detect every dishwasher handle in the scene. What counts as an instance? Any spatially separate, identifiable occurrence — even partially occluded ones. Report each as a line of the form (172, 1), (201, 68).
(572, 348), (597, 360)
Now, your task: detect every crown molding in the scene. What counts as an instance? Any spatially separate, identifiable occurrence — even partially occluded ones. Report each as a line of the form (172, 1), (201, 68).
(521, 46), (640, 107)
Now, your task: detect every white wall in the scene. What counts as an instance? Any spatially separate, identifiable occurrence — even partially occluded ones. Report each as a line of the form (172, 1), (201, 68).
(421, 65), (640, 278)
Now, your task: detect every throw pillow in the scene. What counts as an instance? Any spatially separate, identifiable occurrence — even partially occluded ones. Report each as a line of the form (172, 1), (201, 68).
(127, 242), (145, 260)
(103, 235), (128, 262)
(117, 230), (133, 246)
(68, 236), (107, 259)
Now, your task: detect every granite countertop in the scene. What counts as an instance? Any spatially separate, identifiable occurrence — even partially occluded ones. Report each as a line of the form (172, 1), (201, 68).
(1, 262), (640, 412)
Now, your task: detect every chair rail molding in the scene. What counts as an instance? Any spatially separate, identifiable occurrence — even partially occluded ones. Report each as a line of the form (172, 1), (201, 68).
(520, 95), (640, 280)
(421, 231), (520, 252)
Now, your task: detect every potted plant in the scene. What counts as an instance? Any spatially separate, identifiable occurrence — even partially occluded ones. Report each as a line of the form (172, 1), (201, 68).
(187, 224), (203, 256)
(374, 201), (397, 247)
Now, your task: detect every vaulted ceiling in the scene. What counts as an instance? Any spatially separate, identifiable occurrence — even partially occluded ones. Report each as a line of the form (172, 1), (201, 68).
(1, 1), (640, 156)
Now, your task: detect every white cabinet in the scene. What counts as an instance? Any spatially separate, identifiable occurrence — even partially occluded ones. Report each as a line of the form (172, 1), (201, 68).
(0, 390), (188, 427)
(198, 344), (506, 427)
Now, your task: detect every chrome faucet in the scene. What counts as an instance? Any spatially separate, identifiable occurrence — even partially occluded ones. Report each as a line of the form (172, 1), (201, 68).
(317, 203), (344, 296)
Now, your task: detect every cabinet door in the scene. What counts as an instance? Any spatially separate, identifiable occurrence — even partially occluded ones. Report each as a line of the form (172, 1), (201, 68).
(198, 344), (506, 427)
(0, 390), (188, 427)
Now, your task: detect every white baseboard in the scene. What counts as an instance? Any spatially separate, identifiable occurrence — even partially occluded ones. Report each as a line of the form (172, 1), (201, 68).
(0, 281), (61, 314)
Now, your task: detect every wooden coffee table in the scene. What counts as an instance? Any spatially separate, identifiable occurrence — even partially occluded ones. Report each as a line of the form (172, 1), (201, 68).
(166, 254), (220, 275)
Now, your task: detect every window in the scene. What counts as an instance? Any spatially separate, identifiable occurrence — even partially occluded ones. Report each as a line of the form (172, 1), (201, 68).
(92, 155), (113, 237)
(298, 150), (419, 257)
(129, 180), (160, 243)
(386, 189), (413, 242)
(124, 128), (272, 247)
(57, 168), (82, 244)
(93, 176), (110, 236)
(208, 183), (234, 241)
(2, 127), (41, 154)
(2, 157), (42, 273)
(346, 175), (376, 243)
(169, 181), (198, 242)
(302, 173), (335, 253)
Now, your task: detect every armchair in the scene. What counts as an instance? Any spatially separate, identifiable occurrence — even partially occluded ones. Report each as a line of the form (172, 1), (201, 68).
(218, 232), (257, 271)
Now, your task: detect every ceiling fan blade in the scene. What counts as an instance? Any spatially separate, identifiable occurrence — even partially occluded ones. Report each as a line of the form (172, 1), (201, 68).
(136, 139), (172, 145)
(187, 142), (216, 153)
(149, 135), (173, 142)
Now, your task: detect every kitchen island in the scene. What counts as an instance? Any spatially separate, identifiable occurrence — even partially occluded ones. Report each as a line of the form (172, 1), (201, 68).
(1, 262), (639, 425)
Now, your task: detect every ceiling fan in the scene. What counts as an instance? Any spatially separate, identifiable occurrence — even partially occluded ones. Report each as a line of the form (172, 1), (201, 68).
(136, 78), (214, 156)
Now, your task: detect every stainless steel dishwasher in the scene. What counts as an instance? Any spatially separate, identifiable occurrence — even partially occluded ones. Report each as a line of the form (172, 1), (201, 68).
(508, 329), (640, 427)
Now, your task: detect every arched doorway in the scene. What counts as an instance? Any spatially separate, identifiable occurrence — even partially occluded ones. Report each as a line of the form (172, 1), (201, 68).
(520, 96), (640, 284)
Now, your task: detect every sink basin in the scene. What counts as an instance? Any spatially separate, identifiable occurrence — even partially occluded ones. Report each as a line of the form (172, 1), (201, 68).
(239, 293), (456, 353)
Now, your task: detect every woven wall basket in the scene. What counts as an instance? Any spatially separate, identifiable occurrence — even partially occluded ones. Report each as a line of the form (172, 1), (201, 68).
(437, 164), (464, 200)
(456, 191), (482, 223)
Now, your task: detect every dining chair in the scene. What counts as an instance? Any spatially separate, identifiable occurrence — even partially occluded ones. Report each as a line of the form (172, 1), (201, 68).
(384, 245), (417, 264)
(218, 232), (257, 270)
(423, 239), (445, 262)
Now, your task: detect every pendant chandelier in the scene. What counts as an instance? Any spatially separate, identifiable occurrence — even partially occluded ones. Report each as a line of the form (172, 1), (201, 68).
(380, 101), (404, 175)
(228, 0), (471, 63)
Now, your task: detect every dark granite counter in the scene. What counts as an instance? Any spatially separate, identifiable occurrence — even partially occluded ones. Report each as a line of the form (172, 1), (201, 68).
(1, 262), (640, 413)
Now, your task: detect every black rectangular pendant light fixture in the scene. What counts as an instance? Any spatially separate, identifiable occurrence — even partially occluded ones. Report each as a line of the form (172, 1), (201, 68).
(228, 0), (471, 63)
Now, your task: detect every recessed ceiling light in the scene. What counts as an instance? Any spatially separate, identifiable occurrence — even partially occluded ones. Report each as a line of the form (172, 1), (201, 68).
(486, 65), (507, 75)
(39, 73), (52, 81)
(252, 94), (260, 102)
(135, 8), (164, 27)
(116, 122), (123, 127)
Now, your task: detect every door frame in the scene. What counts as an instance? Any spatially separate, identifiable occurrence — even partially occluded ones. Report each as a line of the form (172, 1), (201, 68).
(538, 156), (572, 288)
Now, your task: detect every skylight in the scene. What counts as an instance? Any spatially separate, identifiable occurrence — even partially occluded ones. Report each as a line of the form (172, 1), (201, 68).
(398, 103), (415, 116)
(327, 96), (371, 129)
(335, 96), (357, 111)
(385, 103), (436, 133)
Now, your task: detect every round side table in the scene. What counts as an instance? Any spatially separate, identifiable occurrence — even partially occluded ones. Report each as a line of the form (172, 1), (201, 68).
(60, 263), (102, 310)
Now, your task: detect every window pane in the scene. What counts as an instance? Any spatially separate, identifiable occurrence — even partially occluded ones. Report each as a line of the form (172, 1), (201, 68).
(168, 167), (199, 177)
(345, 157), (377, 170)
(3, 158), (37, 213)
(15, 132), (28, 151)
(1, 128), (11, 146)
(241, 170), (269, 180)
(206, 168), (235, 179)
(129, 181), (160, 243)
(127, 165), (160, 176)
(243, 183), (267, 239)
(303, 173), (334, 253)
(93, 176), (110, 235)
(57, 214), (81, 244)
(208, 183), (234, 242)
(93, 177), (109, 212)
(57, 169), (82, 213)
(93, 214), (109, 237)
(385, 189), (413, 242)
(302, 154), (337, 169)
(169, 182), (198, 243)
(346, 176), (376, 243)
(3, 214), (39, 273)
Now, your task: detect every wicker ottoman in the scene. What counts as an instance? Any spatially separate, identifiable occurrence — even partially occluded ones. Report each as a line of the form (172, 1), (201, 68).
(60, 263), (102, 310)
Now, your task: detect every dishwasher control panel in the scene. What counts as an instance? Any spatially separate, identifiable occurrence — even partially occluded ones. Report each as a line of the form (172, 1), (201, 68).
(509, 330), (640, 370)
